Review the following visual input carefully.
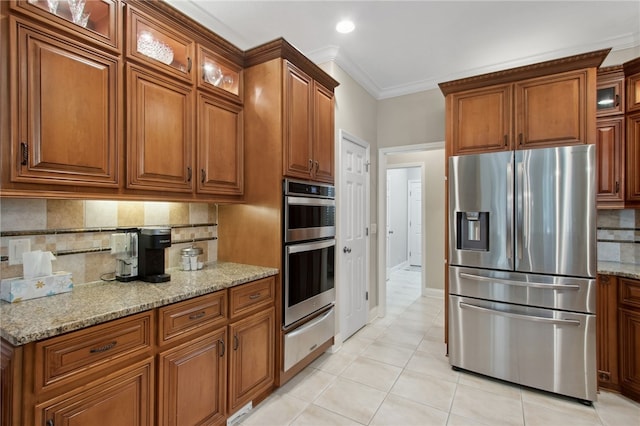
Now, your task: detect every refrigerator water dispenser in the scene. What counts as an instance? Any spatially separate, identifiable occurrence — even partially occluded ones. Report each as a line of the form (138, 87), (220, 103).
(456, 212), (489, 251)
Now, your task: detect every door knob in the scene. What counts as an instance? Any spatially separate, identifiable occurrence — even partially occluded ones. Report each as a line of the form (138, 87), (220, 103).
(343, 247), (352, 253)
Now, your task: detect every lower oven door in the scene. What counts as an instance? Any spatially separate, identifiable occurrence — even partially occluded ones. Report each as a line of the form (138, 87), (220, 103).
(284, 238), (335, 327)
(449, 295), (596, 401)
(284, 306), (334, 372)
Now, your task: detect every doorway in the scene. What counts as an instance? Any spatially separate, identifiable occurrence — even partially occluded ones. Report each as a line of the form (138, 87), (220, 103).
(377, 142), (445, 319)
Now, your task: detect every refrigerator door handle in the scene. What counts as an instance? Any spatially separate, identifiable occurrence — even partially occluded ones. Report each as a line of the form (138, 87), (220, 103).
(506, 162), (513, 260)
(459, 272), (581, 290)
(459, 302), (581, 326)
(516, 161), (524, 259)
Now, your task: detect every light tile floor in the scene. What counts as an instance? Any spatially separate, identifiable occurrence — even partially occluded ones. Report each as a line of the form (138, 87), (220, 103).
(239, 268), (640, 426)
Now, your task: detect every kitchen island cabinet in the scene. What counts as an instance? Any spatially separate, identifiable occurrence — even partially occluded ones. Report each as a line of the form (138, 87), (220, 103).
(619, 277), (640, 402)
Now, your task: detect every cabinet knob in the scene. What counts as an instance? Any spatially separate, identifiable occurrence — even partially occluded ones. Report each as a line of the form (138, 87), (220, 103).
(315, 161), (319, 173)
(308, 159), (313, 172)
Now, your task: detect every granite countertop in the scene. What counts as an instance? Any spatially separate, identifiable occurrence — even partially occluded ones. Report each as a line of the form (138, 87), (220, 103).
(0, 262), (278, 346)
(597, 261), (640, 280)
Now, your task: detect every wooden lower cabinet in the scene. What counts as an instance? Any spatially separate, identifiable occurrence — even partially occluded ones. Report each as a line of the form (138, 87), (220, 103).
(35, 358), (154, 426)
(619, 277), (640, 402)
(596, 274), (619, 389)
(228, 307), (275, 414)
(158, 329), (227, 426)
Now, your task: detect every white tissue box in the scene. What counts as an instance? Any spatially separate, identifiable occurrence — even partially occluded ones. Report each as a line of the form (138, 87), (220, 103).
(0, 272), (73, 303)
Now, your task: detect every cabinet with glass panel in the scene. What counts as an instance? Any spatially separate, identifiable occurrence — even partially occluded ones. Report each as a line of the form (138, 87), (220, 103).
(11, 0), (121, 51)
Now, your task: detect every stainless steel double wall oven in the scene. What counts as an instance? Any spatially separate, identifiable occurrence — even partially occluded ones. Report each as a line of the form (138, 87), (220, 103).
(282, 179), (336, 371)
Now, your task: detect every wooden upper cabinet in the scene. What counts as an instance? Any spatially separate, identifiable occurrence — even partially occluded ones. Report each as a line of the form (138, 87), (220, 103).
(127, 64), (194, 192)
(625, 57), (640, 112)
(449, 85), (512, 155)
(440, 49), (608, 156)
(596, 117), (625, 206)
(283, 60), (335, 183)
(197, 93), (244, 196)
(514, 70), (590, 149)
(597, 67), (625, 117)
(12, 0), (121, 51)
(126, 4), (195, 82)
(198, 45), (243, 103)
(283, 61), (314, 179)
(11, 18), (120, 187)
(313, 82), (336, 183)
(626, 111), (640, 204)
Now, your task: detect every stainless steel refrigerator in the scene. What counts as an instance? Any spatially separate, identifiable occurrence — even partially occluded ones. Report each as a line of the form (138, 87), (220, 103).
(448, 144), (597, 403)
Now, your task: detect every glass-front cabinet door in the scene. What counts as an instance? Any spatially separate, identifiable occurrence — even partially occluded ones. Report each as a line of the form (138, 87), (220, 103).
(14, 0), (120, 50)
(596, 67), (624, 117)
(198, 45), (242, 103)
(126, 5), (195, 82)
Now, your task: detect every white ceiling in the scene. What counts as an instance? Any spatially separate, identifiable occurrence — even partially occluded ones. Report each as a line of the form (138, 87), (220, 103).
(165, 0), (640, 99)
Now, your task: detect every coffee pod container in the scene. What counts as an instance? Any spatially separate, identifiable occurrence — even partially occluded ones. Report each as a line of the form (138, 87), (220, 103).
(181, 246), (203, 270)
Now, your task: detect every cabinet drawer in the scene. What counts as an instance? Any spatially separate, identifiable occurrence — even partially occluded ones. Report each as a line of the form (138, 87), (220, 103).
(229, 277), (275, 319)
(158, 291), (227, 346)
(34, 311), (153, 392)
(620, 278), (640, 309)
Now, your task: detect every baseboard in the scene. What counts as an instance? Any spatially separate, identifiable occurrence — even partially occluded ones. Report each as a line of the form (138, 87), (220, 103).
(423, 287), (445, 298)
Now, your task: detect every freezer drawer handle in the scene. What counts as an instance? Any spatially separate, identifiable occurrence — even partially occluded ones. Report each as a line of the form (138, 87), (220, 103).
(459, 302), (580, 326)
(287, 308), (333, 338)
(459, 272), (581, 290)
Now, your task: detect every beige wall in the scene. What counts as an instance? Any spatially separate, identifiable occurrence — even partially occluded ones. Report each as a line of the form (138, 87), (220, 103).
(319, 62), (381, 306)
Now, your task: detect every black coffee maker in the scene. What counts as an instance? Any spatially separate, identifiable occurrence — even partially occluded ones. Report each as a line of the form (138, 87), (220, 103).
(138, 227), (171, 283)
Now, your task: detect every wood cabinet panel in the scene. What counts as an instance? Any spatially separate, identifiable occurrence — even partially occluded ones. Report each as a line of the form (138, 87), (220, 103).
(197, 93), (244, 196)
(283, 61), (313, 179)
(514, 70), (589, 149)
(1, 341), (22, 426)
(34, 311), (153, 393)
(158, 329), (226, 426)
(449, 85), (512, 155)
(229, 277), (275, 320)
(127, 64), (194, 192)
(627, 72), (640, 112)
(158, 291), (227, 346)
(12, 19), (120, 187)
(313, 83), (335, 183)
(626, 111), (640, 203)
(596, 275), (619, 389)
(619, 307), (640, 402)
(620, 278), (640, 309)
(228, 307), (275, 413)
(596, 117), (624, 205)
(36, 358), (153, 426)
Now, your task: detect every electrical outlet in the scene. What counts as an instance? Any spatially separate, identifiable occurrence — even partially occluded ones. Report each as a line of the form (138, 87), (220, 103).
(9, 239), (31, 265)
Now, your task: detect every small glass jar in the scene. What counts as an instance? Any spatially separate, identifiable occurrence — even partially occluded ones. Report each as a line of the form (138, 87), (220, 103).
(181, 246), (203, 271)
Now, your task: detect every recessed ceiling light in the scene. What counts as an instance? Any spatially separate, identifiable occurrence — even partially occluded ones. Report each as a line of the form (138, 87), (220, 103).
(336, 20), (355, 34)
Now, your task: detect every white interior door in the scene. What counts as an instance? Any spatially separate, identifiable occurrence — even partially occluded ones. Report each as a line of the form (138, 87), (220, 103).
(409, 180), (422, 267)
(386, 175), (391, 280)
(339, 133), (369, 340)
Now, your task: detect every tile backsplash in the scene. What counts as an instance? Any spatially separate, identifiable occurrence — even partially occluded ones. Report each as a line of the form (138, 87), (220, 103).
(1, 199), (218, 285)
(597, 209), (639, 264)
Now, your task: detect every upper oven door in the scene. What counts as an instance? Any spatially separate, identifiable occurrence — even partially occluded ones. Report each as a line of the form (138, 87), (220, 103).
(285, 196), (336, 242)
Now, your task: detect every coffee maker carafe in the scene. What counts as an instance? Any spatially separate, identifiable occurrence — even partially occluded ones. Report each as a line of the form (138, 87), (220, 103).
(111, 228), (139, 282)
(138, 227), (171, 283)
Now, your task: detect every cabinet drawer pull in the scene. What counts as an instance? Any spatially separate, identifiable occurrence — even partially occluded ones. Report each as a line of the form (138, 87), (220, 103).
(615, 181), (620, 194)
(504, 135), (508, 147)
(248, 293), (261, 300)
(219, 339), (225, 357)
(201, 168), (206, 184)
(308, 159), (313, 172)
(615, 94), (620, 107)
(518, 133), (523, 145)
(187, 57), (192, 73)
(187, 167), (192, 182)
(46, 420), (54, 426)
(89, 341), (117, 354)
(189, 311), (206, 320)
(233, 334), (239, 350)
(315, 161), (319, 173)
(21, 142), (28, 166)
